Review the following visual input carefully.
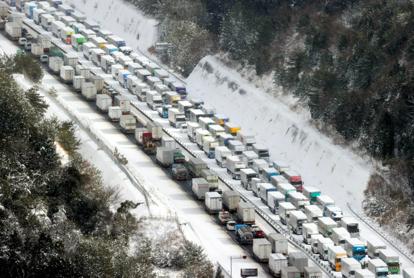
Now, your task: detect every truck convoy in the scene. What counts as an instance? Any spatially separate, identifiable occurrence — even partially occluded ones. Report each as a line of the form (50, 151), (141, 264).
(9, 2), (406, 277)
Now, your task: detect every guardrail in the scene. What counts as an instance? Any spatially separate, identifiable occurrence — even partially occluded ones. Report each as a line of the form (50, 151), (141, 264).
(20, 16), (333, 277)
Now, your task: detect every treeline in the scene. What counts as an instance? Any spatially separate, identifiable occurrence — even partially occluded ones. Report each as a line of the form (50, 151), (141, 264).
(0, 54), (213, 277)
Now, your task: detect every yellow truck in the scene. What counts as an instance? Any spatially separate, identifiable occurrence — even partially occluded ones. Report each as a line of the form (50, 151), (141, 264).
(328, 245), (347, 272)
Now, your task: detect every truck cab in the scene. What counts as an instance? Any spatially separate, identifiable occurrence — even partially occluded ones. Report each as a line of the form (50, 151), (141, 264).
(288, 191), (310, 210)
(379, 249), (400, 274)
(267, 191), (285, 213)
(341, 257), (362, 278)
(345, 238), (367, 262)
(282, 169), (303, 192)
(325, 205), (343, 222)
(215, 146), (231, 168)
(279, 202), (296, 225)
(288, 210), (307, 235)
(302, 223), (319, 244)
(240, 168), (258, 190)
(340, 217), (360, 238)
(368, 259), (389, 278)
(302, 186), (321, 204)
(327, 245), (347, 272)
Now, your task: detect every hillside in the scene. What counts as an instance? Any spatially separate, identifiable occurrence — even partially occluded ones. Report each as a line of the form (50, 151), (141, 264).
(124, 0), (414, 245)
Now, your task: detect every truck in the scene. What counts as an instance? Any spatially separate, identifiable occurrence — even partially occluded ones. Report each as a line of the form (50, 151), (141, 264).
(186, 122), (199, 142)
(310, 234), (324, 253)
(288, 252), (309, 273)
(368, 259), (389, 278)
(90, 48), (105, 66)
(316, 195), (335, 212)
(117, 69), (130, 88)
(226, 156), (246, 180)
(325, 205), (343, 222)
(227, 140), (245, 156)
(126, 75), (140, 94)
(330, 227), (351, 246)
(136, 68), (152, 81)
(119, 115), (136, 134)
(82, 42), (97, 59)
(241, 150), (259, 168)
(101, 55), (115, 73)
(186, 157), (208, 177)
(96, 94), (112, 112)
(204, 192), (222, 214)
(259, 183), (276, 204)
(355, 269), (376, 278)
(215, 146), (232, 167)
(49, 56), (64, 74)
(146, 91), (163, 110)
(73, 76), (85, 92)
(222, 191), (240, 212)
(327, 245), (347, 272)
(224, 122), (240, 136)
(271, 174), (289, 186)
(269, 253), (288, 278)
(341, 257), (362, 278)
(281, 267), (300, 278)
(59, 66), (74, 84)
(147, 121), (162, 141)
(302, 223), (319, 244)
(113, 95), (130, 114)
(237, 131), (256, 149)
(136, 83), (150, 101)
(304, 205), (323, 222)
(63, 52), (78, 68)
(317, 237), (334, 260)
(237, 201), (255, 224)
(108, 106), (122, 122)
(288, 191), (310, 209)
(60, 26), (74, 44)
(156, 147), (175, 167)
(195, 129), (210, 148)
(107, 35), (126, 48)
(379, 249), (400, 274)
(252, 238), (272, 262)
(259, 167), (279, 182)
(235, 225), (254, 245)
(288, 210), (307, 234)
(240, 168), (258, 190)
(268, 233), (288, 254)
(172, 163), (189, 181)
(168, 108), (186, 128)
(198, 117), (215, 130)
(282, 170), (303, 191)
(200, 169), (218, 191)
(6, 22), (22, 40)
(277, 183), (296, 201)
(302, 186), (321, 204)
(279, 202), (296, 225)
(344, 238), (367, 262)
(340, 217), (360, 238)
(252, 144), (270, 161)
(318, 217), (338, 237)
(304, 267), (322, 278)
(367, 238), (386, 258)
(191, 178), (209, 200)
(218, 133), (234, 147)
(208, 124), (226, 139)
(177, 100), (193, 118)
(267, 191), (285, 213)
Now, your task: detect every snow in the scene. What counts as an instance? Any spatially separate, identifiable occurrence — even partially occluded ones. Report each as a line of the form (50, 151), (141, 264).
(64, 0), (158, 55)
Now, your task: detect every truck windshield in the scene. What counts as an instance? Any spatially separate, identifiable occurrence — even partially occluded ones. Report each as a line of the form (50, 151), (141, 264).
(347, 224), (359, 233)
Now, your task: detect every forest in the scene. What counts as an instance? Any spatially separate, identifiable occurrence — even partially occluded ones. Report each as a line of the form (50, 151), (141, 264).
(0, 53), (213, 277)
(128, 0), (414, 235)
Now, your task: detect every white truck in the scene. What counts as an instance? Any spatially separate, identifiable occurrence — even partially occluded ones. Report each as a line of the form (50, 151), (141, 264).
(204, 192), (222, 214)
(203, 136), (219, 159)
(73, 76), (85, 92)
(318, 217), (338, 237)
(269, 253), (288, 278)
(195, 129), (211, 148)
(355, 269), (376, 278)
(120, 115), (136, 134)
(367, 238), (386, 258)
(215, 146), (232, 168)
(191, 178), (209, 200)
(81, 82), (97, 101)
(253, 238), (272, 262)
(101, 55), (115, 73)
(259, 183), (276, 204)
(49, 57), (63, 74)
(96, 94), (112, 112)
(237, 131), (256, 149)
(226, 156), (246, 180)
(198, 117), (215, 130)
(368, 259), (389, 278)
(228, 140), (245, 156)
(108, 107), (122, 122)
(310, 234), (324, 253)
(288, 210), (307, 234)
(237, 201), (255, 224)
(187, 122), (200, 142)
(59, 66), (74, 84)
(316, 195), (335, 214)
(302, 223), (319, 244)
(277, 183), (296, 201)
(341, 257), (362, 278)
(267, 191), (285, 213)
(208, 124), (226, 139)
(325, 205), (343, 221)
(330, 227), (351, 246)
(63, 52), (78, 67)
(146, 91), (163, 110)
(268, 233), (288, 254)
(317, 237), (334, 260)
(240, 168), (258, 190)
(168, 108), (186, 128)
(279, 202), (296, 225)
(288, 191), (310, 209)
(82, 42), (97, 59)
(340, 217), (360, 238)
(241, 150), (259, 167)
(304, 205), (323, 222)
(222, 191), (240, 212)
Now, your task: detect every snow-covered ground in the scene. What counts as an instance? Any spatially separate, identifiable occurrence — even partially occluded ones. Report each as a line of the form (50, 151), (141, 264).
(64, 0), (158, 55)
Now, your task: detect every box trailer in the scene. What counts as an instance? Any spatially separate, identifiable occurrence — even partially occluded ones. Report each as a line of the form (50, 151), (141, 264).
(204, 192), (222, 214)
(252, 238), (271, 262)
(192, 178), (209, 200)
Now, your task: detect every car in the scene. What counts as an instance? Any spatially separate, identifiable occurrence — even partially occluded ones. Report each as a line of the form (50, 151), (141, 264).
(40, 55), (49, 63)
(226, 220), (236, 231)
(18, 37), (27, 46)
